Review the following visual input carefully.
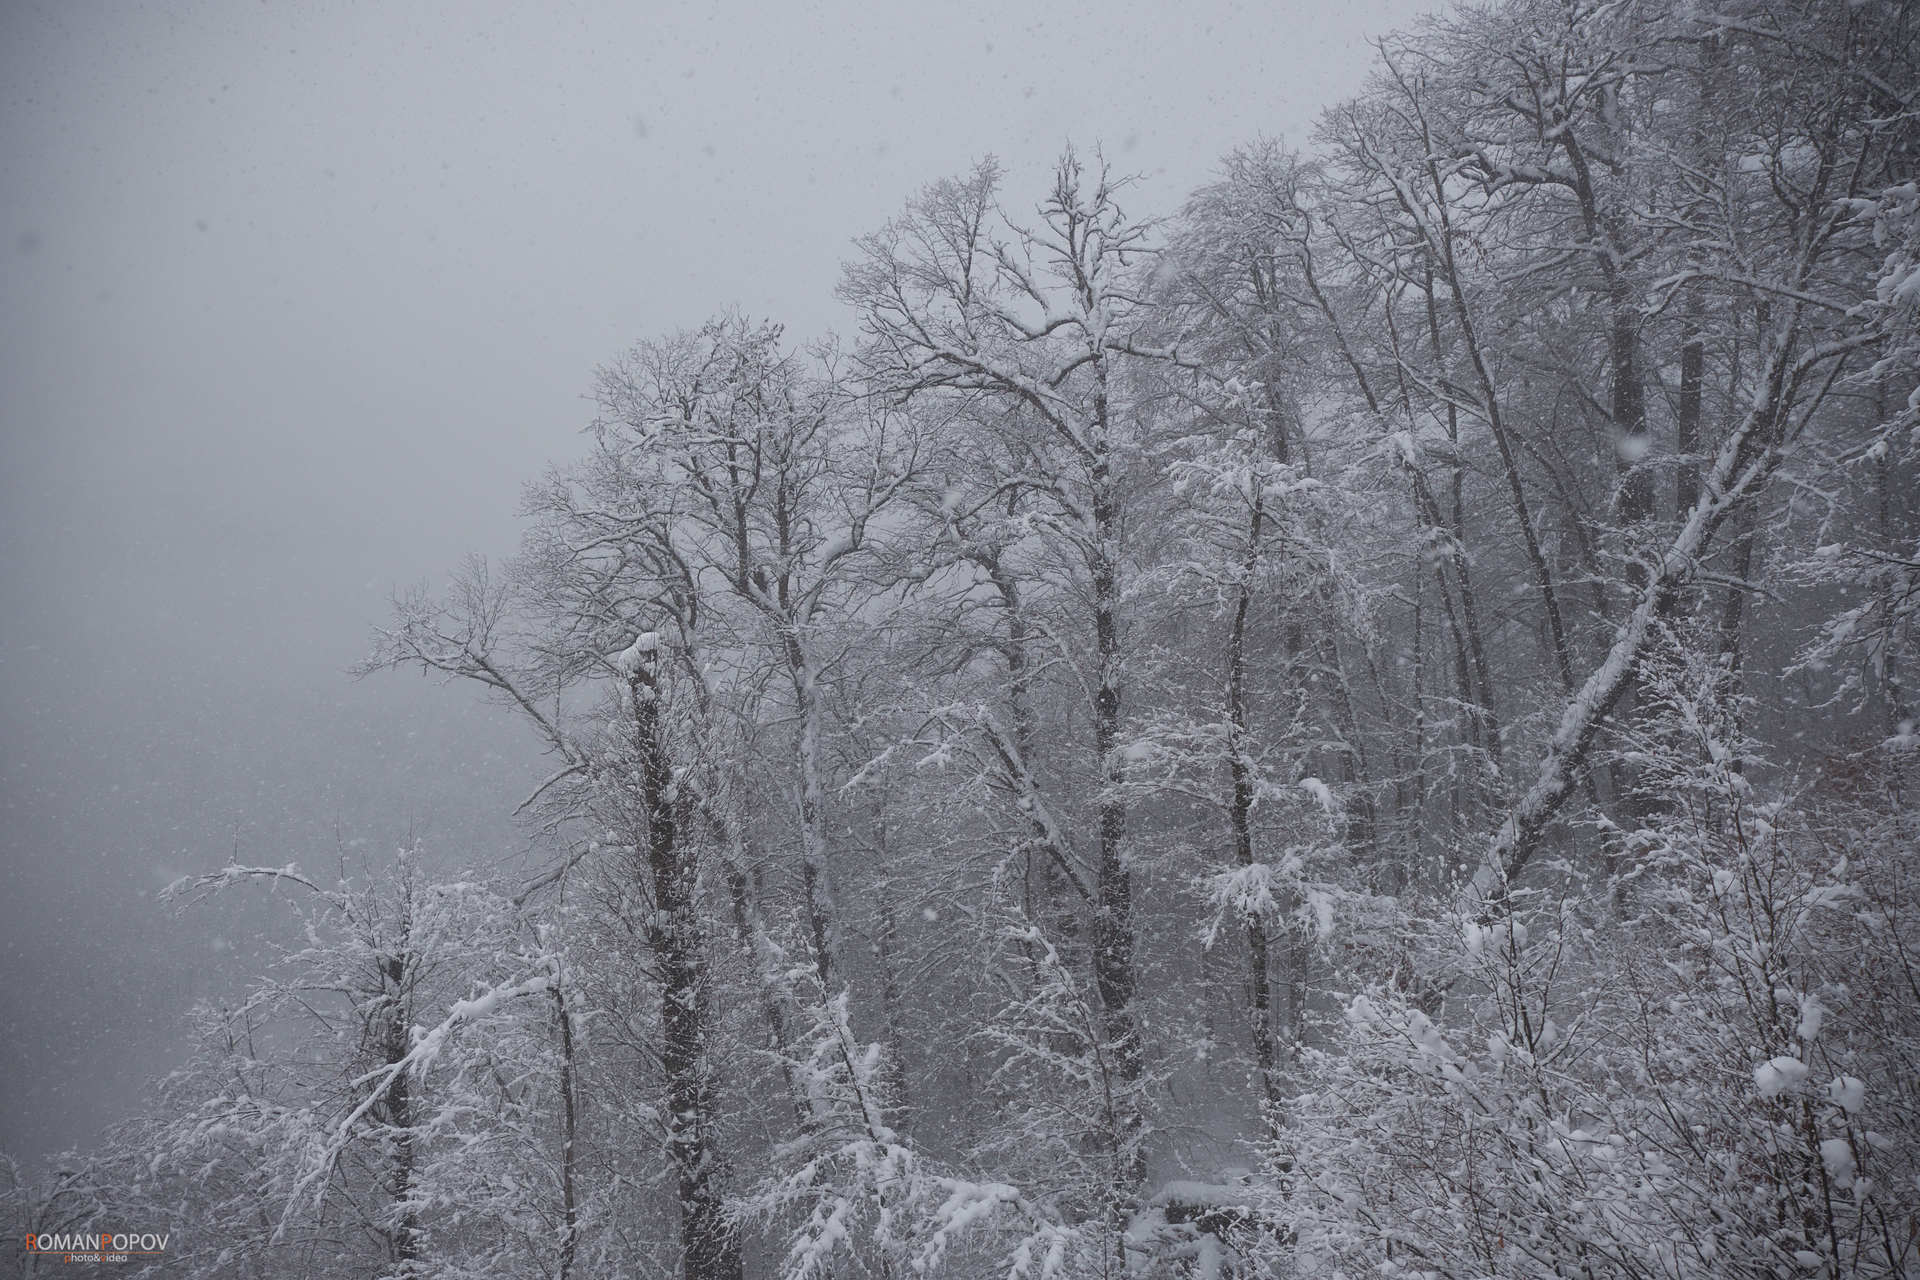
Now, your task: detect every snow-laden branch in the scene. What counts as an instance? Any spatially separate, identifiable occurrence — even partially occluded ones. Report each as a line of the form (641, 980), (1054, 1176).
(281, 966), (554, 1230)
(743, 985), (1074, 1279)
(979, 711), (1095, 903)
(1470, 320), (1849, 909)
(161, 864), (330, 908)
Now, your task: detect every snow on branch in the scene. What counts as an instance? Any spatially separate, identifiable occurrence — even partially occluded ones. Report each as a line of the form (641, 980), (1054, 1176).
(741, 983), (1072, 1279)
(281, 966), (553, 1229)
(161, 864), (330, 908)
(1470, 311), (1864, 910)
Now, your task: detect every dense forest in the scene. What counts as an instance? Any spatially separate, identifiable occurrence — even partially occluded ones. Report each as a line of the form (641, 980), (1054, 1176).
(9, 0), (1919, 1275)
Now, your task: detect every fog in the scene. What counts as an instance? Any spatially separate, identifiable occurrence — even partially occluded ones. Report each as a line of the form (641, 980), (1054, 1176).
(0, 0), (1433, 1170)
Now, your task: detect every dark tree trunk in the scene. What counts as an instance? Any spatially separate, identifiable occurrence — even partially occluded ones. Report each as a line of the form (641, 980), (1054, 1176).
(631, 665), (741, 1280)
(1610, 258), (1655, 526)
(1677, 297), (1704, 516)
(378, 953), (423, 1278)
(1088, 406), (1145, 1193)
(1226, 488), (1281, 1126)
(550, 981), (579, 1280)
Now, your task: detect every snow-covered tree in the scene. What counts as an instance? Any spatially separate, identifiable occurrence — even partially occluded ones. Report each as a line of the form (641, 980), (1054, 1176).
(842, 148), (1188, 1204)
(1269, 628), (1920, 1279)
(139, 851), (573, 1280)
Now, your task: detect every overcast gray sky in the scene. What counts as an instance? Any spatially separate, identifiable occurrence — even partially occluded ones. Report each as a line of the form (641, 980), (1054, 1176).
(0, 0), (1439, 1167)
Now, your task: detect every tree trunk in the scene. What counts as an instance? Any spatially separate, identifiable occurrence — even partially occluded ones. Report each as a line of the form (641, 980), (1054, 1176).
(1226, 487), (1281, 1126)
(1677, 295), (1704, 516)
(631, 665), (741, 1280)
(379, 953), (423, 1278)
(1088, 404), (1145, 1193)
(785, 636), (838, 991)
(549, 980), (579, 1280)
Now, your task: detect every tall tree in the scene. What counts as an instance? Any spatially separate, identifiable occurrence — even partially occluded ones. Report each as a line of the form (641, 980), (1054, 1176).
(842, 150), (1184, 1205)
